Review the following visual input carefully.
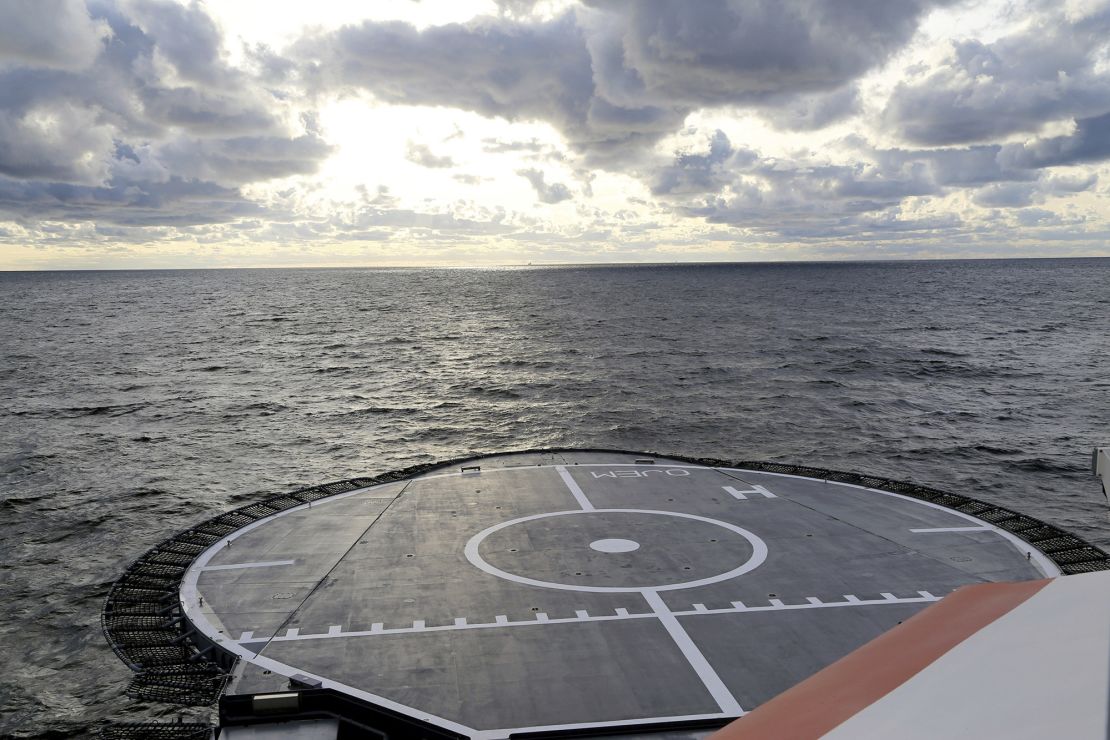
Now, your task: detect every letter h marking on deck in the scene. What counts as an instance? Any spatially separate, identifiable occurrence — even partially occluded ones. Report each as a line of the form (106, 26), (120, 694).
(723, 485), (777, 500)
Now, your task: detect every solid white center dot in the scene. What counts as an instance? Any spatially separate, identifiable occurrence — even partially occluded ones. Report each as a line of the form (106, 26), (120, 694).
(590, 538), (640, 554)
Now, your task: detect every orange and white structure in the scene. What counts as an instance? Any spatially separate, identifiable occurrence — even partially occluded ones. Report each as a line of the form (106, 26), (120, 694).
(713, 570), (1110, 739)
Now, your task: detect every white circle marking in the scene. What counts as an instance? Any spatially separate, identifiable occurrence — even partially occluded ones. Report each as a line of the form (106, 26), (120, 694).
(464, 509), (768, 593)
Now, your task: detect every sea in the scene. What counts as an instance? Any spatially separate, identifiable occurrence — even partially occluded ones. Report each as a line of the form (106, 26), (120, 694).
(1, 258), (1108, 737)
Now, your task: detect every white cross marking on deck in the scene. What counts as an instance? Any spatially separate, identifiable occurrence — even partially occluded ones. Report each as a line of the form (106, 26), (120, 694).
(642, 589), (745, 716)
(722, 485), (777, 500)
(556, 466), (595, 510)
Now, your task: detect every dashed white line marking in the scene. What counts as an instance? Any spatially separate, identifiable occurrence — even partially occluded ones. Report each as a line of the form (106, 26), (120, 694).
(670, 592), (941, 618)
(201, 559), (295, 571)
(235, 591), (944, 645)
(556, 466), (595, 511)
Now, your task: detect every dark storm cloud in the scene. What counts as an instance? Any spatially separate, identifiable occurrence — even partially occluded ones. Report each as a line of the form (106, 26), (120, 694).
(883, 6), (1110, 146)
(296, 0), (948, 162)
(0, 0), (332, 226)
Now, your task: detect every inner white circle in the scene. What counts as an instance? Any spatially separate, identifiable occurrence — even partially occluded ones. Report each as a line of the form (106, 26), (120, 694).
(464, 508), (768, 593)
(589, 538), (640, 553)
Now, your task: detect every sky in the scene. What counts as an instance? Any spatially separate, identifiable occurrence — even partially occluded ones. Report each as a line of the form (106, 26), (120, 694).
(1, 0), (1109, 269)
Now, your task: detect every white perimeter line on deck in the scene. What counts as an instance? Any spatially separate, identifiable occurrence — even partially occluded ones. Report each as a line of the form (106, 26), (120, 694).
(200, 560), (295, 571)
(643, 589), (744, 716)
(909, 526), (991, 533)
(556, 465), (595, 510)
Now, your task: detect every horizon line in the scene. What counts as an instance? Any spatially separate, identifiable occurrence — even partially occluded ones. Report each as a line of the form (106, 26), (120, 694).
(2, 254), (1109, 273)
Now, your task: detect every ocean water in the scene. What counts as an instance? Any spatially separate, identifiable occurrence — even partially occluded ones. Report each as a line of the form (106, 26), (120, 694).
(1, 258), (1108, 737)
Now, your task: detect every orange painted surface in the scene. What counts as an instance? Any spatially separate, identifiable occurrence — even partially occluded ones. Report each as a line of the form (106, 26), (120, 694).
(711, 578), (1051, 739)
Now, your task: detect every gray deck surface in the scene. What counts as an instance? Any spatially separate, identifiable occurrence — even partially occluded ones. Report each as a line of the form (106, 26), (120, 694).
(183, 451), (1046, 738)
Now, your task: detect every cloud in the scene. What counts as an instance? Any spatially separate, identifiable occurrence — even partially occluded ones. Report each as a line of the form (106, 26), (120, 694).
(120, 0), (228, 86)
(579, 1), (938, 105)
(999, 111), (1110, 169)
(3, 1), (1110, 262)
(650, 129), (753, 195)
(0, 0), (110, 70)
(0, 174), (263, 226)
(762, 85), (861, 131)
(883, 5), (1110, 145)
(973, 182), (1038, 208)
(157, 132), (332, 185)
(517, 168), (573, 203)
(0, 0), (333, 227)
(295, 1), (947, 163)
(405, 141), (456, 168)
(0, 102), (115, 183)
(482, 137), (548, 154)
